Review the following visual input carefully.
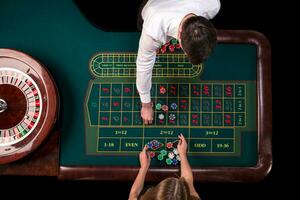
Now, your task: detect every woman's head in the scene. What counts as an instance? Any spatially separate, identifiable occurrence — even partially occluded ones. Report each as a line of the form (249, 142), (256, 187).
(179, 15), (217, 65)
(140, 177), (191, 200)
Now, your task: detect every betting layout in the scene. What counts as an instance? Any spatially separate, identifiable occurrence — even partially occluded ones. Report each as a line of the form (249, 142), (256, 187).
(84, 39), (253, 165)
(90, 39), (202, 78)
(95, 82), (245, 128)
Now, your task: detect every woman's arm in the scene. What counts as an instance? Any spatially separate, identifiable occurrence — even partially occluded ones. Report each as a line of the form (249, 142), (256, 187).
(177, 134), (200, 198)
(128, 146), (151, 200)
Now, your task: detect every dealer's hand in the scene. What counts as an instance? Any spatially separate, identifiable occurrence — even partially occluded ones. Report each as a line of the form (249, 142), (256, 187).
(141, 102), (153, 125)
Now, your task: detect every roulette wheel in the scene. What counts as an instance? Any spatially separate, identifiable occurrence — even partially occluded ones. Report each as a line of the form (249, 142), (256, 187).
(0, 49), (58, 164)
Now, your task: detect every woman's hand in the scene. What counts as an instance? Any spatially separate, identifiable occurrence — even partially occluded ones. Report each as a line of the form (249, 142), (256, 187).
(177, 134), (187, 157)
(139, 146), (151, 170)
(129, 146), (151, 200)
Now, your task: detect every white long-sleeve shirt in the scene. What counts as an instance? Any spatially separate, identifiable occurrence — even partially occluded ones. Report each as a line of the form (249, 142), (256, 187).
(136, 0), (221, 103)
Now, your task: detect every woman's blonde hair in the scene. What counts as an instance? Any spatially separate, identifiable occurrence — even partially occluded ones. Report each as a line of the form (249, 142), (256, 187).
(140, 177), (191, 200)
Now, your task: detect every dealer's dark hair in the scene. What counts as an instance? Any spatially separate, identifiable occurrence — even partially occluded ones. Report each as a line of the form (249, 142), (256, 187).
(180, 15), (217, 65)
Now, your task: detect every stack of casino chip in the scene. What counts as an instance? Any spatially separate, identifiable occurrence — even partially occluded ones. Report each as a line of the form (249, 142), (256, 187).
(173, 148), (180, 160)
(146, 140), (163, 151)
(155, 140), (181, 166)
(157, 150), (167, 161)
(165, 148), (180, 165)
(156, 39), (181, 54)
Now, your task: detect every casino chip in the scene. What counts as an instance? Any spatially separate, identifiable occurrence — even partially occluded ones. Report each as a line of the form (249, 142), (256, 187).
(155, 103), (162, 110)
(172, 159), (179, 165)
(161, 105), (169, 112)
(157, 154), (164, 161)
(149, 151), (156, 158)
(169, 114), (176, 121)
(168, 152), (175, 159)
(146, 139), (163, 150)
(159, 86), (167, 94)
(166, 158), (173, 165)
(158, 113), (165, 120)
(160, 149), (167, 156)
(173, 148), (179, 155)
(171, 39), (177, 45)
(170, 103), (178, 110)
(146, 143), (153, 149)
(169, 45), (175, 52)
(166, 142), (173, 149)
(161, 45), (167, 54)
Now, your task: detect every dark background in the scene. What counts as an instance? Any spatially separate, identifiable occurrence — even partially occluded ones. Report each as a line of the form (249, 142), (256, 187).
(2, 0), (288, 199)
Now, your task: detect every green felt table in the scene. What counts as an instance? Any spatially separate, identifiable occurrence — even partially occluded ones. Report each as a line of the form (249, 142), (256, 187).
(0, 0), (272, 182)
(85, 47), (255, 166)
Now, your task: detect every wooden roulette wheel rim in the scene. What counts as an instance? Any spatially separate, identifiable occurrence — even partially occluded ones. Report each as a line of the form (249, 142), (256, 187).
(0, 49), (58, 164)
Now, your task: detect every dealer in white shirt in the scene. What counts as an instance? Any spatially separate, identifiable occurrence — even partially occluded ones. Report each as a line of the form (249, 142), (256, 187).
(136, 0), (221, 124)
